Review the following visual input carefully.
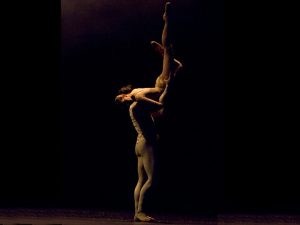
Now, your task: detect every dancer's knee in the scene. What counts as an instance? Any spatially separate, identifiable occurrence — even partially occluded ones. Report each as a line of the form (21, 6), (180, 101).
(146, 177), (153, 186)
(137, 177), (144, 184)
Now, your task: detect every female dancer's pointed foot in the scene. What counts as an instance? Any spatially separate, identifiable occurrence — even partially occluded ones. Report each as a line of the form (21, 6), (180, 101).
(163, 2), (172, 22)
(134, 212), (158, 222)
(151, 41), (164, 56)
(165, 2), (172, 15)
(150, 40), (183, 69)
(174, 59), (183, 72)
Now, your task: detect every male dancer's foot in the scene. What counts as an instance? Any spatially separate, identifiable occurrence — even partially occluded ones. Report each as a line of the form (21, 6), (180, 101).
(134, 212), (158, 222)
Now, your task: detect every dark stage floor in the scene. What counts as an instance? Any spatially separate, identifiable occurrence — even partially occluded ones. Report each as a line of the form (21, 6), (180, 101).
(1, 209), (300, 225)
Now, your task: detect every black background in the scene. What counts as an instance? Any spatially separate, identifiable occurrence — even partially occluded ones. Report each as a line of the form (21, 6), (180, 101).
(1, 0), (299, 216)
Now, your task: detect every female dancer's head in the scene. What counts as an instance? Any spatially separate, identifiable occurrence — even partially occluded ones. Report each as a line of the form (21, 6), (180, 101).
(115, 84), (134, 105)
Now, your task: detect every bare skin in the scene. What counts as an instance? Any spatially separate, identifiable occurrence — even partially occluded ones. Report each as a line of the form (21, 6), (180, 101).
(133, 3), (176, 222)
(115, 2), (181, 222)
(115, 2), (182, 108)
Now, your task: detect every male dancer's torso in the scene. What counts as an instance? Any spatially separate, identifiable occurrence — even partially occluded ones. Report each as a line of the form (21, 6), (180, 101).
(129, 102), (158, 145)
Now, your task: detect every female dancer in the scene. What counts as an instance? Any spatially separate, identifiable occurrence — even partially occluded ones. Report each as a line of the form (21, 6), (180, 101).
(115, 2), (182, 221)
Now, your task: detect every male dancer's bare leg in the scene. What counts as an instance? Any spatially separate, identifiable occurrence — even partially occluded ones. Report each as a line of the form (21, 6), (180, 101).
(134, 156), (144, 215)
(134, 140), (157, 222)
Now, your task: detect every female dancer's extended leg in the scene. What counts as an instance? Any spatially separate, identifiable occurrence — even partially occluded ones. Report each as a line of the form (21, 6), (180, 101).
(154, 2), (182, 90)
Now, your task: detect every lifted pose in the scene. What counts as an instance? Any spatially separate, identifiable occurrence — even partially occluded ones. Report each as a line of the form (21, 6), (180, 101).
(115, 2), (182, 222)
